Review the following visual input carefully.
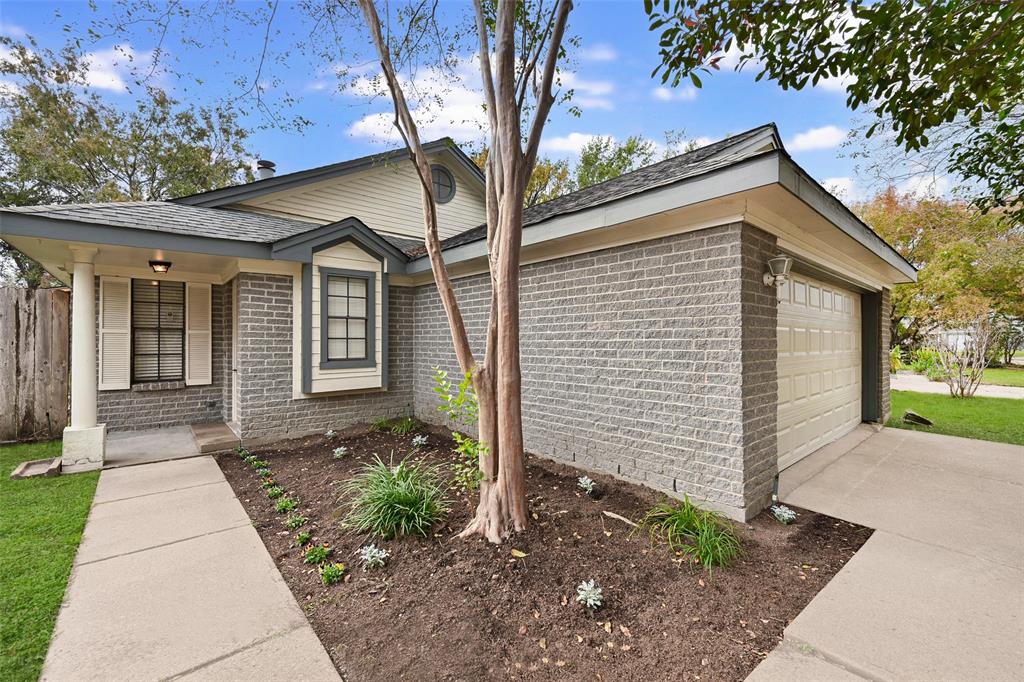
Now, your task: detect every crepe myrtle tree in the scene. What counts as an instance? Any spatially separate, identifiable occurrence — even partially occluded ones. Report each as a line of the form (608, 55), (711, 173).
(354, 0), (575, 542)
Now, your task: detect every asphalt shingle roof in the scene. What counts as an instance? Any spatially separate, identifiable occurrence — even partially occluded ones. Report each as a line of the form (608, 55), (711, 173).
(408, 125), (778, 257)
(2, 201), (322, 243)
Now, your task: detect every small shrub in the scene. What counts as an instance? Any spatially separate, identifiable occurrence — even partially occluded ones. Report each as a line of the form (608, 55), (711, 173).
(770, 504), (797, 525)
(925, 364), (948, 382)
(342, 455), (450, 539)
(256, 467), (272, 478)
(266, 485), (285, 499)
(370, 417), (391, 432)
(325, 429), (338, 439)
(359, 544), (390, 571)
(275, 496), (298, 513)
(243, 454), (258, 465)
(576, 580), (603, 610)
(250, 459), (270, 470)
(332, 446), (348, 459)
(296, 531), (312, 546)
(910, 347), (940, 374)
(303, 543), (332, 564)
(319, 562), (347, 585)
(412, 434), (428, 448)
(637, 497), (741, 570)
(261, 479), (277, 489)
(450, 432), (484, 493)
(235, 445), (249, 458)
(577, 475), (601, 498)
(391, 416), (420, 436)
(284, 514), (308, 530)
(889, 346), (904, 372)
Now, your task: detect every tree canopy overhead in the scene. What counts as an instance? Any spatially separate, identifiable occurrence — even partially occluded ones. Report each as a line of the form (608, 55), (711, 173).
(645, 0), (1024, 218)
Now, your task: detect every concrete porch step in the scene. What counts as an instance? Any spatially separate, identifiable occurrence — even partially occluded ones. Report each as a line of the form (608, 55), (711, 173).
(190, 422), (240, 454)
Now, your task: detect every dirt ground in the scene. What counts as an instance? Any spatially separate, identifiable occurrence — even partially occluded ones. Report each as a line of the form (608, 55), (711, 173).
(217, 425), (872, 682)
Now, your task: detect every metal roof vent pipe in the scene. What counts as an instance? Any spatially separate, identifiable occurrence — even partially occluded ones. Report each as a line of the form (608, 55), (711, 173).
(256, 159), (276, 180)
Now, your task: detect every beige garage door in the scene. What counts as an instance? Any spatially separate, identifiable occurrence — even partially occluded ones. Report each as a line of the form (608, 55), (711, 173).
(777, 272), (862, 470)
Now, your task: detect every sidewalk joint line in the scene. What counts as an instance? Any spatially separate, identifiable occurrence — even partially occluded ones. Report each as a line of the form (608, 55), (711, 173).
(93, 479), (226, 506)
(76, 523), (252, 567)
(160, 622), (310, 681)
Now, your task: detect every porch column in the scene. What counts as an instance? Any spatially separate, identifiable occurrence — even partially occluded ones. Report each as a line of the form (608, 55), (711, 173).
(62, 247), (105, 473)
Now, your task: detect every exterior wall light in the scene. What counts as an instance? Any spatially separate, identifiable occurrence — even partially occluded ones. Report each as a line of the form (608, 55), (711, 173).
(149, 260), (172, 273)
(763, 254), (793, 286)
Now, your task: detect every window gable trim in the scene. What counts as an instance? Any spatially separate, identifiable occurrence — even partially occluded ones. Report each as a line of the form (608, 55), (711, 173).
(317, 266), (376, 371)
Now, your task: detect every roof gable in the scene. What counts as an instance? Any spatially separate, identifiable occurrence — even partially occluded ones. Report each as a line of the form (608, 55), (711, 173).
(173, 138), (484, 208)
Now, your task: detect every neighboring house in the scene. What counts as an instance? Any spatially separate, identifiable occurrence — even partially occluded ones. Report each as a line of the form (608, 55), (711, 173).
(0, 125), (916, 521)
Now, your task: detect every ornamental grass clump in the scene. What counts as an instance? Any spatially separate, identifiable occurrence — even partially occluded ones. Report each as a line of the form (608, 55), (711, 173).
(341, 455), (450, 539)
(637, 496), (741, 570)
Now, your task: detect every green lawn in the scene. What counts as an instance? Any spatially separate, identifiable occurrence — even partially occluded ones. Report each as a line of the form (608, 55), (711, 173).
(982, 366), (1024, 388)
(888, 390), (1024, 446)
(0, 442), (98, 682)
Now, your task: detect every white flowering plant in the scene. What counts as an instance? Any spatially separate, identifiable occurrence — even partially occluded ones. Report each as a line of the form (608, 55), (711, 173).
(333, 446), (348, 460)
(359, 544), (391, 570)
(577, 475), (595, 495)
(325, 429), (338, 439)
(412, 434), (428, 448)
(576, 579), (603, 610)
(770, 504), (797, 525)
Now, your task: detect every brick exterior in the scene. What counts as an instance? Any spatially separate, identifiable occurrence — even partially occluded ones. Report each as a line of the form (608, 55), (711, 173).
(97, 281), (230, 431)
(234, 273), (413, 442)
(738, 225), (779, 515)
(412, 223), (776, 520)
(879, 287), (892, 422)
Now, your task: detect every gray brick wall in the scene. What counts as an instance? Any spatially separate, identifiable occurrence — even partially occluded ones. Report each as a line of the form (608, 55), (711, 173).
(235, 273), (413, 442)
(412, 223), (775, 520)
(879, 287), (892, 422)
(97, 281), (229, 431)
(738, 225), (778, 515)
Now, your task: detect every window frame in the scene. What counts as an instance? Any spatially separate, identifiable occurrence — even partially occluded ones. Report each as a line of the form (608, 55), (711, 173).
(130, 278), (186, 384)
(318, 267), (376, 370)
(430, 164), (456, 204)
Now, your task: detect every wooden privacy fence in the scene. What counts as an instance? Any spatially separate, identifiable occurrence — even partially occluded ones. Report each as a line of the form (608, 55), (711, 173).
(0, 287), (70, 442)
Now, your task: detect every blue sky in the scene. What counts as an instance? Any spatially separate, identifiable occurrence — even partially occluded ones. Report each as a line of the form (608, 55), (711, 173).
(1, 1), (872, 201)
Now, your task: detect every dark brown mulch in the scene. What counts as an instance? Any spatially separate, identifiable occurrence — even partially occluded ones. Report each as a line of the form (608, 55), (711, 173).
(216, 425), (872, 682)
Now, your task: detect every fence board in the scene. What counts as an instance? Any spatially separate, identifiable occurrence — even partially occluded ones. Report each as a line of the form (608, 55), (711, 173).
(0, 287), (70, 441)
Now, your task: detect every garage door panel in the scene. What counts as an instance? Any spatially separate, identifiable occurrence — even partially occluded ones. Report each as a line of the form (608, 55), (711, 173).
(778, 273), (862, 470)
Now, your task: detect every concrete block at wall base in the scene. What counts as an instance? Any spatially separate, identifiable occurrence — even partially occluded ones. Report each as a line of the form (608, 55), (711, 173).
(62, 424), (106, 473)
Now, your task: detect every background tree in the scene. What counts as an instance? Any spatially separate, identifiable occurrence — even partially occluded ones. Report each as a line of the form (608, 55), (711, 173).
(853, 188), (1024, 350)
(644, 0), (1024, 220)
(0, 35), (254, 287)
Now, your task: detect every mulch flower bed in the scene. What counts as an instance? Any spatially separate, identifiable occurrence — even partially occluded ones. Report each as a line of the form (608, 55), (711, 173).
(216, 425), (872, 681)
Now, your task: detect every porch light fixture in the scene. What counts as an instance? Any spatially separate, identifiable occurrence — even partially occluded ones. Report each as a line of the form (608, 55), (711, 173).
(149, 260), (172, 274)
(763, 254), (793, 286)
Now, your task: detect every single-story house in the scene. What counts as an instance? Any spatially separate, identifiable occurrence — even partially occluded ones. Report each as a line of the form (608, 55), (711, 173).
(0, 124), (915, 520)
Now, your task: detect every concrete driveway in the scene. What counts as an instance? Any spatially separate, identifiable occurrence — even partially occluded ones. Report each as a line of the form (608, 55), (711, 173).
(42, 457), (339, 681)
(749, 427), (1024, 681)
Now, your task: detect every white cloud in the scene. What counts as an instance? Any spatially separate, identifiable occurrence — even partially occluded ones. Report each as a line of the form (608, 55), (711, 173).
(822, 176), (861, 202)
(540, 132), (605, 154)
(580, 44), (617, 62)
(787, 125), (847, 152)
(560, 71), (615, 110)
(652, 85), (698, 102)
(0, 21), (27, 38)
(347, 59), (489, 145)
(899, 174), (952, 198)
(81, 45), (150, 92)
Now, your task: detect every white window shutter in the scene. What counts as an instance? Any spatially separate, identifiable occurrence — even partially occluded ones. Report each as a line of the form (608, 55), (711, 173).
(99, 277), (131, 390)
(185, 283), (213, 386)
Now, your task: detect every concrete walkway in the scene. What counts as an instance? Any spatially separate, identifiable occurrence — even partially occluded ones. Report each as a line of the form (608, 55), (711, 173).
(891, 371), (1024, 399)
(42, 457), (339, 681)
(749, 428), (1024, 681)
